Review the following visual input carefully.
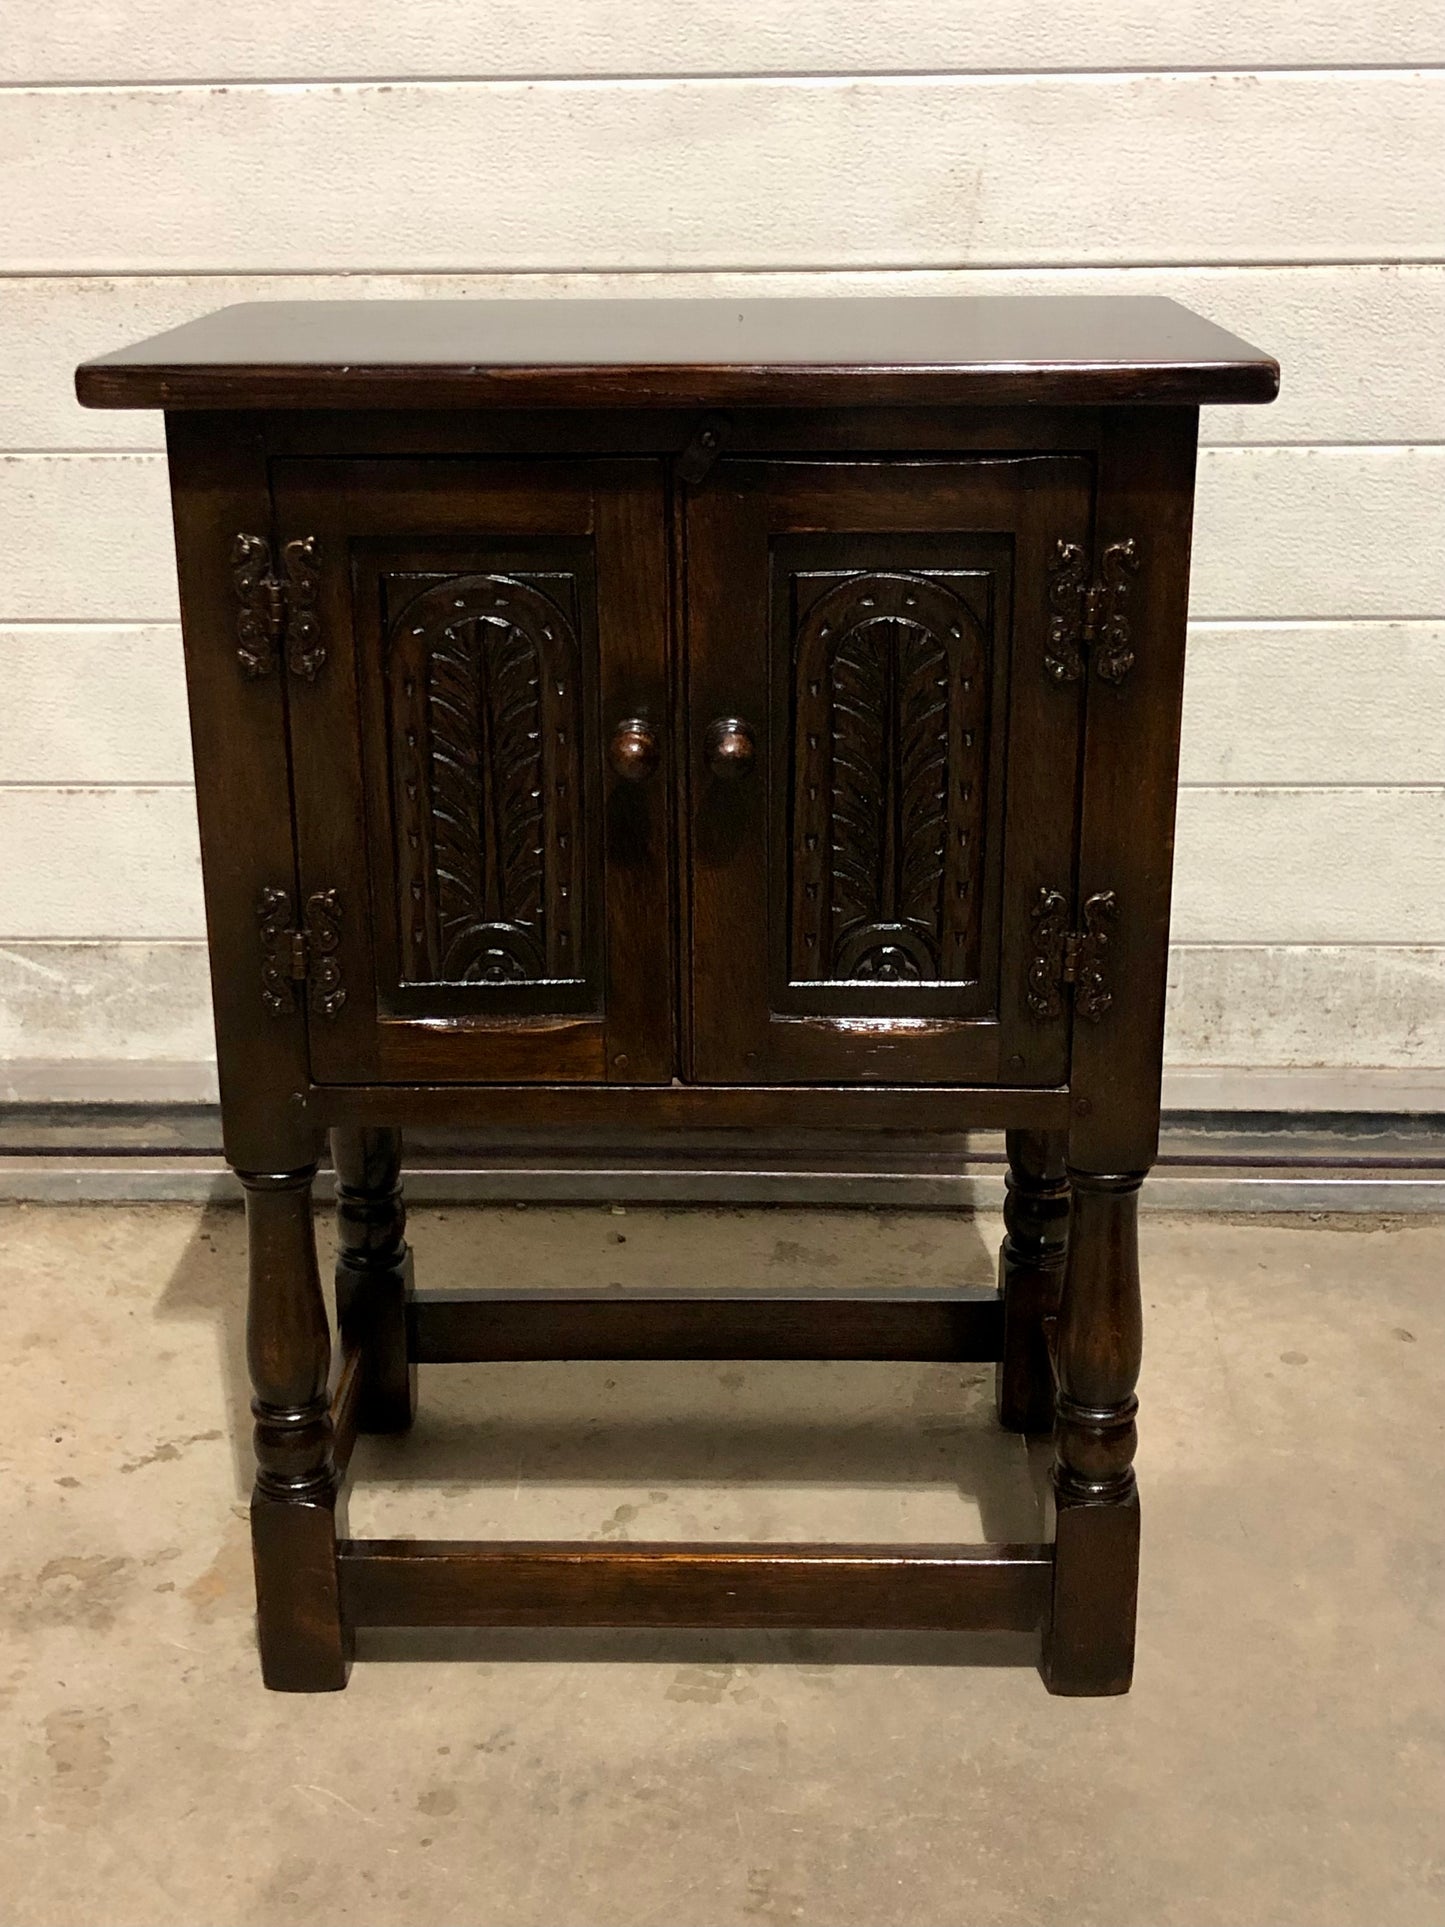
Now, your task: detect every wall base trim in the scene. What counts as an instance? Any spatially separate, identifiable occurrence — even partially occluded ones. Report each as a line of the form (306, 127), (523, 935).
(5, 1059), (1445, 1115)
(1161, 1066), (1445, 1113)
(2, 1113), (1442, 1213)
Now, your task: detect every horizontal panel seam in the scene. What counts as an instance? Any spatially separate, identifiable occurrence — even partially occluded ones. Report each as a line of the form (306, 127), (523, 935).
(0, 936), (208, 948)
(1, 66), (1443, 94)
(1187, 618), (1445, 632)
(6, 262), (1445, 283)
(0, 783), (195, 792)
(9, 258), (1445, 280)
(1171, 943), (1445, 952)
(1169, 940), (1445, 951)
(1191, 614), (1445, 624)
(1177, 783), (1445, 793)
(0, 935), (207, 943)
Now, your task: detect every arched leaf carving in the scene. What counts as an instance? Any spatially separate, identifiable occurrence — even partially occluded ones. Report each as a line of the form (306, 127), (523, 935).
(387, 573), (583, 987)
(790, 571), (988, 986)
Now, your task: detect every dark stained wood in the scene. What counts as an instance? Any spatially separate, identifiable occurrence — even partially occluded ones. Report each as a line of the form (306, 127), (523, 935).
(996, 1129), (1070, 1433)
(311, 1081), (1072, 1133)
(408, 1288), (1004, 1364)
(261, 404), (1113, 461)
(1032, 407), (1198, 1692)
(379, 568), (594, 990)
(164, 417), (321, 1174)
(370, 1021), (608, 1084)
(1068, 409), (1201, 1174)
(272, 457), (673, 1086)
(329, 1337), (365, 1479)
(686, 457), (1087, 1084)
(338, 1539), (1052, 1632)
(593, 461), (678, 1082)
(331, 1127), (415, 1434)
(78, 295), (1274, 1695)
(240, 1166), (350, 1692)
(1047, 1495), (1141, 1697)
(77, 295), (1278, 412)
(1042, 1170), (1145, 1696)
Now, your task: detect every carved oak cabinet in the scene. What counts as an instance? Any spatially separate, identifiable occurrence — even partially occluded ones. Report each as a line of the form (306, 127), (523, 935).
(77, 297), (1277, 1693)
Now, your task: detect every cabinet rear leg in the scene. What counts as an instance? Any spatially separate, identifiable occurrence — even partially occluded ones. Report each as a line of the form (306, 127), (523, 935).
(996, 1128), (1069, 1433)
(332, 1127), (416, 1434)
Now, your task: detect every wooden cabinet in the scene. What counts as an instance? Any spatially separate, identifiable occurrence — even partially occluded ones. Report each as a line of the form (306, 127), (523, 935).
(78, 295), (1278, 1695)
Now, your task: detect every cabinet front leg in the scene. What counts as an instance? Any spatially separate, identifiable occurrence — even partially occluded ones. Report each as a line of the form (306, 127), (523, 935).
(996, 1128), (1070, 1433)
(1042, 1168), (1144, 1696)
(240, 1165), (351, 1692)
(331, 1127), (416, 1434)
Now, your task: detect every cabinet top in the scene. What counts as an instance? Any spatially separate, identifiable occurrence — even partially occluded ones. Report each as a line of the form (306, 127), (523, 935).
(76, 295), (1277, 413)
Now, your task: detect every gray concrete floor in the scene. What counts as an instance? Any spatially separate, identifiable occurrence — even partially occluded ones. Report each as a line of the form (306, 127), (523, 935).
(0, 1201), (1441, 1927)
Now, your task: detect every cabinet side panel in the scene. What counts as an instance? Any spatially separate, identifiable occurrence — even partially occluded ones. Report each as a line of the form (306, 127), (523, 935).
(164, 413), (318, 1170)
(1070, 407), (1200, 1171)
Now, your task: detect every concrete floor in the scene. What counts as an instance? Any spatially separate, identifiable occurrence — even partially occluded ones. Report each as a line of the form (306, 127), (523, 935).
(0, 1201), (1441, 1927)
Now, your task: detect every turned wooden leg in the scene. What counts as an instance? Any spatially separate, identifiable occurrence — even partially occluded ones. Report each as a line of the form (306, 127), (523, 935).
(996, 1128), (1070, 1433)
(331, 1127), (416, 1434)
(240, 1165), (351, 1692)
(1041, 1169), (1144, 1697)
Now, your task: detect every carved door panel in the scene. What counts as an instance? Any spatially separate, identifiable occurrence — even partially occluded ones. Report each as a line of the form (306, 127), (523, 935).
(273, 460), (672, 1084)
(686, 458), (1092, 1085)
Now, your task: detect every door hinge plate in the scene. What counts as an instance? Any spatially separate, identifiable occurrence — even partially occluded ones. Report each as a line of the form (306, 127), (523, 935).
(257, 885), (347, 1018)
(1045, 538), (1140, 684)
(1027, 887), (1118, 1023)
(232, 533), (325, 680)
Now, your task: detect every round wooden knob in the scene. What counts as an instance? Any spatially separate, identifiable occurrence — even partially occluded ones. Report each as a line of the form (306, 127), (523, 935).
(704, 717), (756, 778)
(608, 717), (661, 783)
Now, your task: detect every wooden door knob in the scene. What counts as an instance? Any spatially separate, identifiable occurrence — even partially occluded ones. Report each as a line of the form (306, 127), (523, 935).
(608, 717), (661, 782)
(704, 717), (756, 777)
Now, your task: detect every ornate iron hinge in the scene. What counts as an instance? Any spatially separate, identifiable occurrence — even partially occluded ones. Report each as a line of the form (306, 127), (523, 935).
(257, 886), (347, 1019)
(1045, 538), (1140, 684)
(1026, 887), (1118, 1023)
(232, 533), (325, 681)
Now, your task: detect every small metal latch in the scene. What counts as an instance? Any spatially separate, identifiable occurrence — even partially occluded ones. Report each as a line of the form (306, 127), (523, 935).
(676, 413), (732, 487)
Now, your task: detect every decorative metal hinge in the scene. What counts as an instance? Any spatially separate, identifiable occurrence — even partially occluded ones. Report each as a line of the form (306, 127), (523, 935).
(675, 412), (732, 487)
(232, 533), (325, 681)
(257, 886), (347, 1019)
(1045, 538), (1141, 684)
(1026, 886), (1118, 1023)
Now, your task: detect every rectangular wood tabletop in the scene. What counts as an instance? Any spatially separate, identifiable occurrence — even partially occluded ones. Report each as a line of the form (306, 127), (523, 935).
(75, 294), (1279, 411)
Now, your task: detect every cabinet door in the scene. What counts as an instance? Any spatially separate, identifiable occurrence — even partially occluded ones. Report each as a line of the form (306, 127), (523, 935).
(273, 459), (672, 1085)
(686, 458), (1091, 1085)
